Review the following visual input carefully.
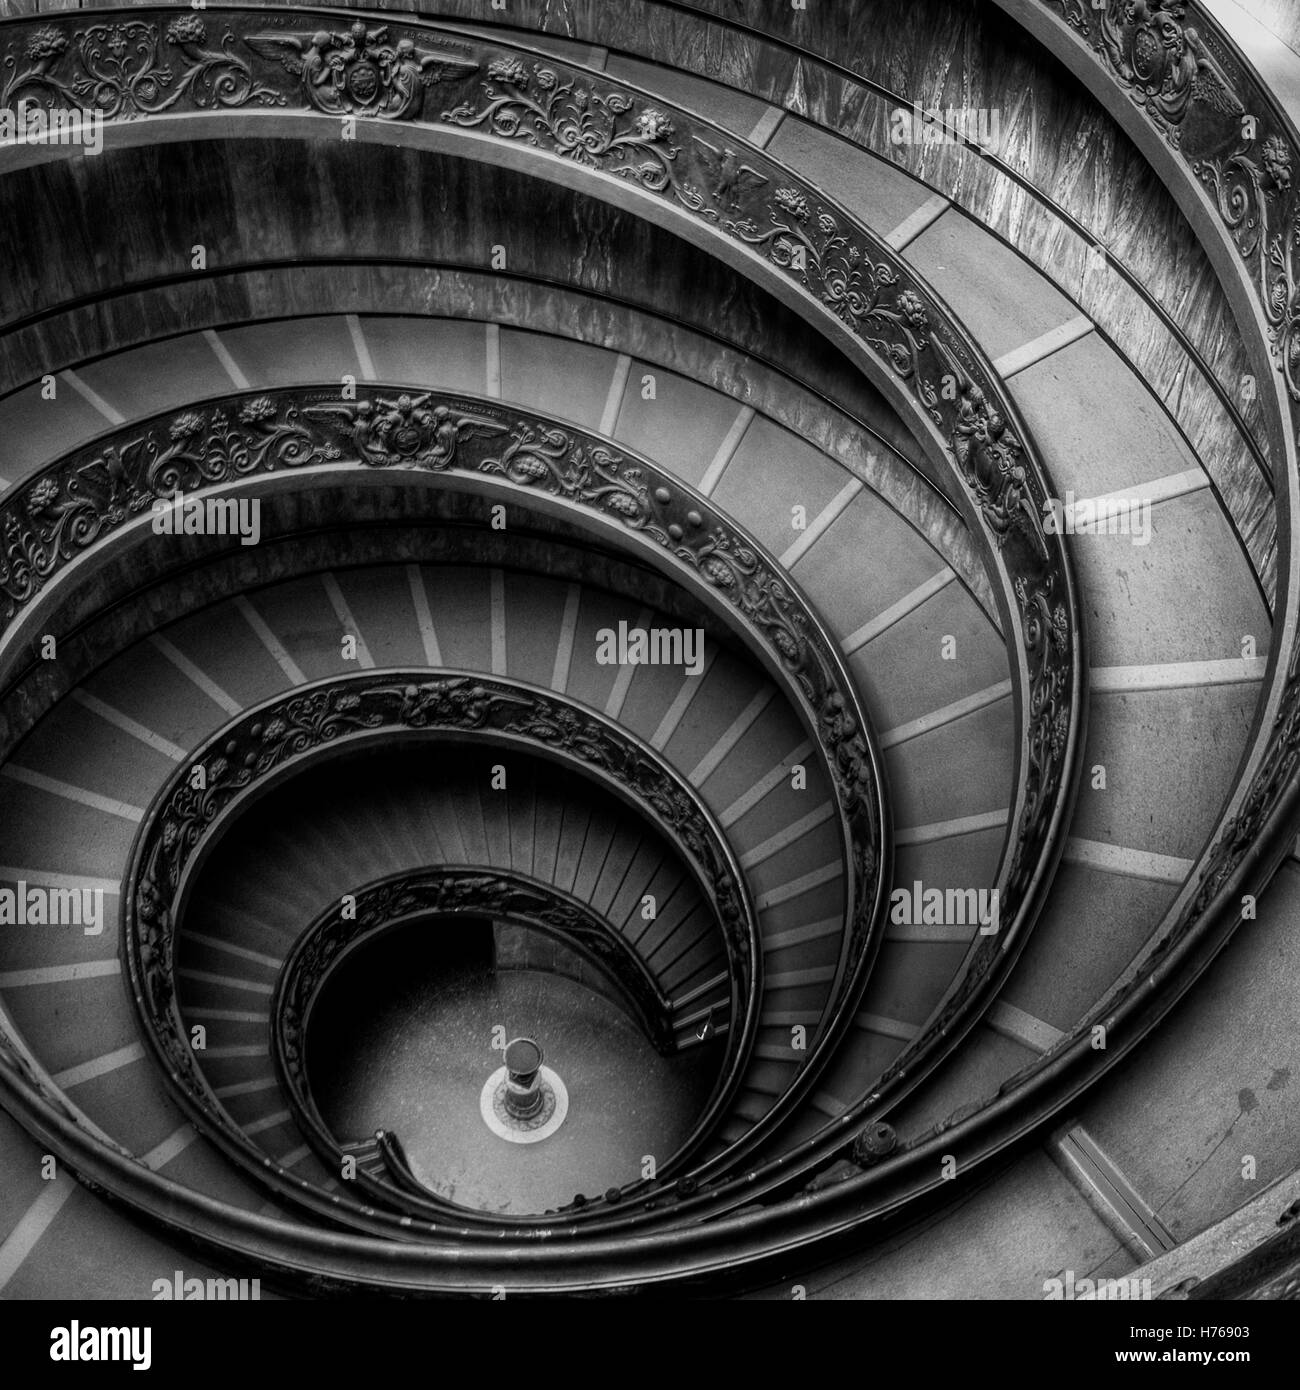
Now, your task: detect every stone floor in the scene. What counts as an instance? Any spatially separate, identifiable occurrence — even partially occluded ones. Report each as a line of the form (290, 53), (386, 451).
(310, 928), (719, 1214)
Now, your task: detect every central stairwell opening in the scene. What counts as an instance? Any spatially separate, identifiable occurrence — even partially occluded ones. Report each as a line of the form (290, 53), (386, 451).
(308, 912), (719, 1214)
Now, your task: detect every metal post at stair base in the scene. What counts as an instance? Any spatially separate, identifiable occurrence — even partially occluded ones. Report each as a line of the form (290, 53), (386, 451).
(503, 1037), (545, 1121)
(480, 1037), (568, 1144)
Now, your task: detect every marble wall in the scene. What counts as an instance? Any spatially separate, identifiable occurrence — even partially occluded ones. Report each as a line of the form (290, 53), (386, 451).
(0, 1), (1275, 588)
(1231, 0), (1300, 54)
(375, 0), (1278, 592)
(0, 137), (1000, 588)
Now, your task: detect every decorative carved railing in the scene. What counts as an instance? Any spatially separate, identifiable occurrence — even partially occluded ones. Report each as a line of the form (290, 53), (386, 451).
(970, 0), (1300, 1181)
(524, 0), (1300, 1242)
(270, 867), (708, 1217)
(0, 4), (1083, 1147)
(456, 0), (1275, 590)
(275, 867), (684, 1078)
(278, 865), (688, 1054)
(0, 383), (890, 1146)
(458, 0), (1300, 1237)
(0, 6), (1097, 1276)
(121, 670), (759, 1229)
(564, 0), (1300, 1231)
(1019, 3), (1300, 404)
(0, 0), (1289, 1288)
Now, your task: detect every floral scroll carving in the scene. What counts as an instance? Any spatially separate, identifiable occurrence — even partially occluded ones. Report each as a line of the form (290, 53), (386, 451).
(0, 16), (1074, 1006)
(124, 674), (763, 1213)
(443, 56), (680, 191)
(2, 17), (284, 117)
(2, 388), (885, 989)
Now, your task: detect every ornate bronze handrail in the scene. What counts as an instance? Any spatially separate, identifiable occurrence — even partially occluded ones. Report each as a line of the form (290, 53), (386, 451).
(0, 0), (1289, 1285)
(460, 0), (1275, 591)
(572, 0), (1300, 1232)
(1008, 4), (1300, 411)
(269, 867), (718, 1219)
(445, 0), (1300, 1237)
(0, 5), (1094, 1276)
(125, 670), (757, 1227)
(0, 3), (1082, 1149)
(0, 383), (889, 1156)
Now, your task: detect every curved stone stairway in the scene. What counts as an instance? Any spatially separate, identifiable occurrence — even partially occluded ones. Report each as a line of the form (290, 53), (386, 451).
(179, 742), (729, 1187)
(435, 19), (1275, 1170)
(0, 559), (837, 1176)
(0, 0), (1293, 1300)
(0, 309), (1023, 1117)
(0, 306), (1264, 1133)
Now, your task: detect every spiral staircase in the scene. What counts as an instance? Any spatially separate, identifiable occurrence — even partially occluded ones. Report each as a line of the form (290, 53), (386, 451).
(0, 0), (1299, 1301)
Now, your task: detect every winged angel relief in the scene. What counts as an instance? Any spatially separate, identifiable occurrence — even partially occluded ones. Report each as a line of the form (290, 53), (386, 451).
(1099, 0), (1244, 139)
(304, 395), (506, 470)
(246, 22), (478, 119)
